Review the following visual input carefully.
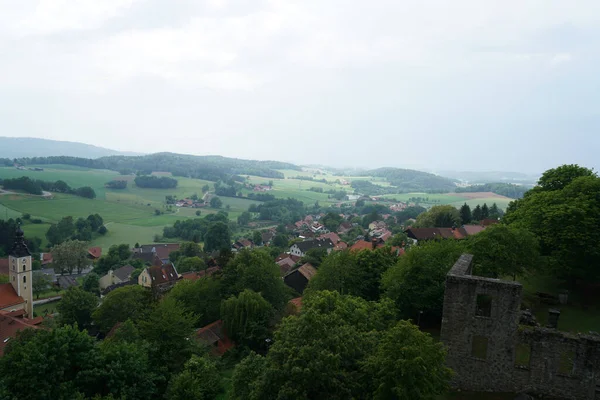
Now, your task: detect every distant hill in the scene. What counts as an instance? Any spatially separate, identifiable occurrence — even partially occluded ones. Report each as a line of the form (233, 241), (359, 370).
(0, 137), (142, 159)
(364, 167), (458, 192)
(435, 170), (539, 184)
(14, 152), (301, 180)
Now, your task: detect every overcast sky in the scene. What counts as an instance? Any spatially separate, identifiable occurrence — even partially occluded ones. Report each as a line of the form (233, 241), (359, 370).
(1, 0), (599, 173)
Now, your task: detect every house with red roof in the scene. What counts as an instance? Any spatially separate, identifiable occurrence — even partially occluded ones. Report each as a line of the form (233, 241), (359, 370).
(87, 247), (102, 260)
(181, 267), (220, 281)
(0, 310), (43, 356)
(138, 263), (180, 292)
(196, 320), (234, 355)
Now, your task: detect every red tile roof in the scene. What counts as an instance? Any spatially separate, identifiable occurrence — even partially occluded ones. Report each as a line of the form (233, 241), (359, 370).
(276, 253), (301, 263)
(319, 232), (341, 244)
(147, 263), (179, 286)
(181, 267), (220, 281)
(0, 259), (8, 276)
(0, 284), (25, 309)
(333, 241), (348, 251)
(0, 310), (41, 355)
(297, 263), (317, 280)
(196, 320), (234, 355)
(289, 297), (302, 312)
(154, 244), (180, 261)
(350, 240), (378, 251)
(41, 253), (53, 266)
(88, 247), (102, 259)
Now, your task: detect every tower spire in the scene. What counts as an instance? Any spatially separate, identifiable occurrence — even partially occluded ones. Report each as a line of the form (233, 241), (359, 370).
(10, 223), (31, 258)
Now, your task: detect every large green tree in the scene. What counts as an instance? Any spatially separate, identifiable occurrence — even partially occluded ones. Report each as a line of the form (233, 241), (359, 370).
(309, 248), (398, 301)
(221, 249), (288, 309)
(414, 205), (461, 228)
(57, 287), (98, 329)
(504, 165), (600, 283)
(167, 278), (222, 327)
(233, 291), (449, 400)
(472, 205), (482, 221)
(459, 203), (472, 224)
(176, 256), (205, 273)
(221, 289), (273, 349)
(203, 222), (231, 253)
(138, 297), (197, 375)
(165, 356), (222, 400)
(364, 321), (451, 400)
(0, 325), (100, 400)
(466, 224), (540, 279)
(51, 239), (89, 275)
(92, 285), (154, 333)
(382, 239), (466, 320)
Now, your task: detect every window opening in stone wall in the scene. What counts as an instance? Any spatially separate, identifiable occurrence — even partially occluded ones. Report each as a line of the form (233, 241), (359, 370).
(514, 343), (531, 368)
(471, 335), (488, 359)
(476, 294), (493, 317)
(558, 349), (575, 375)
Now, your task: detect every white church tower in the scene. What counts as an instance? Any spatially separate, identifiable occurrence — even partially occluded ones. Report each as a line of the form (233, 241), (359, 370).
(8, 225), (33, 317)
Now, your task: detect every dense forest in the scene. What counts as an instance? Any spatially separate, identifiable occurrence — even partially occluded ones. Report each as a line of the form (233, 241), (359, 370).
(134, 175), (178, 189)
(455, 182), (530, 198)
(362, 168), (457, 192)
(15, 153), (300, 180)
(0, 176), (96, 198)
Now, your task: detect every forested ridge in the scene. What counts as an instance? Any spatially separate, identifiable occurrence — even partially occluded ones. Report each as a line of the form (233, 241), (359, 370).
(14, 153), (301, 180)
(360, 167), (458, 192)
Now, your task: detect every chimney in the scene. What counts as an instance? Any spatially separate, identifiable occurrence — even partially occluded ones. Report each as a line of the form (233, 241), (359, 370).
(371, 238), (378, 250)
(547, 309), (560, 329)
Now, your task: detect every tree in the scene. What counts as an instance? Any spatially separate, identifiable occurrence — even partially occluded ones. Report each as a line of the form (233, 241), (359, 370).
(95, 244), (131, 276)
(167, 278), (222, 327)
(488, 203), (503, 219)
(481, 203), (490, 219)
(179, 242), (202, 257)
(472, 204), (482, 221)
(203, 222), (231, 253)
(32, 272), (50, 299)
(237, 211), (251, 226)
(535, 164), (594, 192)
(202, 184), (210, 194)
(57, 287), (98, 329)
(0, 325), (100, 400)
(364, 321), (451, 399)
(222, 249), (288, 309)
(195, 210), (201, 216)
(504, 167), (600, 283)
(414, 205), (461, 228)
(387, 232), (408, 247)
(272, 233), (288, 248)
(459, 203), (472, 224)
(235, 291), (447, 400)
(177, 256), (205, 273)
(221, 289), (273, 349)
(466, 224), (540, 279)
(82, 272), (100, 296)
(309, 248), (398, 301)
(230, 352), (267, 400)
(97, 225), (108, 235)
(210, 196), (222, 208)
(138, 297), (197, 375)
(74, 186), (96, 199)
(252, 230), (262, 246)
(165, 356), (222, 400)
(51, 240), (89, 275)
(92, 285), (154, 333)
(382, 239), (466, 320)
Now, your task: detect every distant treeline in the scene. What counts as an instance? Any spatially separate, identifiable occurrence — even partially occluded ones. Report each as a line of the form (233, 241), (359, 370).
(134, 175), (177, 189)
(363, 168), (457, 192)
(15, 153), (300, 181)
(163, 212), (228, 242)
(248, 198), (305, 224)
(46, 214), (106, 246)
(455, 183), (529, 199)
(0, 176), (96, 199)
(105, 180), (128, 189)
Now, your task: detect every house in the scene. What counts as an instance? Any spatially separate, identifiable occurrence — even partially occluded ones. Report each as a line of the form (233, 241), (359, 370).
(196, 320), (234, 355)
(283, 263), (317, 294)
(231, 239), (253, 252)
(87, 247), (102, 260)
(57, 275), (79, 290)
(346, 194), (360, 201)
(337, 222), (353, 234)
(40, 253), (53, 267)
(350, 239), (405, 256)
(276, 253), (301, 276)
(405, 226), (487, 243)
(333, 241), (348, 251)
(0, 310), (43, 356)
(138, 263), (180, 292)
(289, 239), (334, 257)
(318, 232), (341, 245)
(309, 222), (325, 233)
(133, 244), (180, 264)
(99, 265), (135, 290)
(181, 267), (220, 281)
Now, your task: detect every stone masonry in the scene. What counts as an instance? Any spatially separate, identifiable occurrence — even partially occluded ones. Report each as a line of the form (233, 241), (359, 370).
(440, 254), (600, 400)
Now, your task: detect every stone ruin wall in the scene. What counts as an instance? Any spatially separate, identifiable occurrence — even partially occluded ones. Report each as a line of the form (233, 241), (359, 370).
(440, 254), (600, 400)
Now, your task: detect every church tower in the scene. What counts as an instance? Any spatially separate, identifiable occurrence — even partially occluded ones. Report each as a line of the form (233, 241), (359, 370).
(9, 225), (33, 317)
